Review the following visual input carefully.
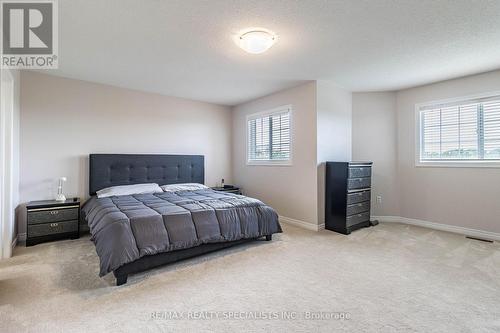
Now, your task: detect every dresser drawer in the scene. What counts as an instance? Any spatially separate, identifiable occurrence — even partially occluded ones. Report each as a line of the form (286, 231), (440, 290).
(346, 212), (370, 228)
(348, 166), (371, 178)
(346, 201), (370, 216)
(347, 177), (371, 190)
(28, 220), (78, 237)
(28, 206), (79, 225)
(347, 190), (370, 205)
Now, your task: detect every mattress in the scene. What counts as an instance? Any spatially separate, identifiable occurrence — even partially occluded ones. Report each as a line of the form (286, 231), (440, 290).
(82, 189), (282, 276)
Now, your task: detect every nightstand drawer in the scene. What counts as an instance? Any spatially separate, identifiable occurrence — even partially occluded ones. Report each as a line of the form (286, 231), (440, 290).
(28, 220), (78, 237)
(28, 206), (79, 225)
(346, 201), (370, 216)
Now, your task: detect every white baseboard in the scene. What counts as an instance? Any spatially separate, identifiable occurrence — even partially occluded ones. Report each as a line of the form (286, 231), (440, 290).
(279, 216), (324, 231)
(372, 216), (401, 223)
(373, 216), (500, 242)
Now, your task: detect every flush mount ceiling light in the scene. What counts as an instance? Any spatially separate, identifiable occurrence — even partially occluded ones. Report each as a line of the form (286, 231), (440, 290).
(237, 29), (277, 54)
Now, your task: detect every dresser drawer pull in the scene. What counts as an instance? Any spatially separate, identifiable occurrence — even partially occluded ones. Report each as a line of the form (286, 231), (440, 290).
(50, 211), (59, 215)
(50, 223), (59, 227)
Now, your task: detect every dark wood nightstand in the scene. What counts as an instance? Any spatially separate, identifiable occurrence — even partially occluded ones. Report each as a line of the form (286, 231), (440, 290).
(26, 198), (80, 246)
(211, 186), (242, 195)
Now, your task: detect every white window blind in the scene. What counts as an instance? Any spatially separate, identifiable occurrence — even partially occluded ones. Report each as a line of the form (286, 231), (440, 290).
(419, 95), (500, 162)
(247, 107), (291, 164)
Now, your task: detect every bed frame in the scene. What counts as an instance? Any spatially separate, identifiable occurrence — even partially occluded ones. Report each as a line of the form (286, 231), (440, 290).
(86, 154), (272, 286)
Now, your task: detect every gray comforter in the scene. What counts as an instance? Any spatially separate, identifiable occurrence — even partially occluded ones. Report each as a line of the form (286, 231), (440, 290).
(82, 189), (282, 276)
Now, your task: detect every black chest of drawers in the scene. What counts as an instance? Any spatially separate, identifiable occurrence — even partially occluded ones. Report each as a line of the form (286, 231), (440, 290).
(325, 162), (373, 235)
(26, 199), (80, 246)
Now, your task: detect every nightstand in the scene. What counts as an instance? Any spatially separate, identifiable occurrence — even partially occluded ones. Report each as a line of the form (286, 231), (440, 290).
(211, 186), (242, 195)
(26, 198), (80, 246)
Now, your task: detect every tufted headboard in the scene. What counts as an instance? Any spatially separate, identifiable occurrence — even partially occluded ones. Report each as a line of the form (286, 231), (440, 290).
(89, 154), (204, 195)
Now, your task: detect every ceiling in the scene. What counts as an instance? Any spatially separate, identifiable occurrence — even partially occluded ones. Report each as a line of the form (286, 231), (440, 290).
(41, 0), (500, 106)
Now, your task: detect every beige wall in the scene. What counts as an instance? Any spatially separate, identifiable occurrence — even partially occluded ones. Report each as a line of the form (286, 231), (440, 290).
(232, 82), (319, 225)
(316, 81), (352, 224)
(396, 70), (500, 233)
(317, 81), (352, 163)
(352, 92), (399, 217)
(19, 71), (232, 234)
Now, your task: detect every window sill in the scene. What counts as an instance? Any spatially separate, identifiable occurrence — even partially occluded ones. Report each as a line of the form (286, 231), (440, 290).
(247, 160), (293, 167)
(416, 161), (500, 168)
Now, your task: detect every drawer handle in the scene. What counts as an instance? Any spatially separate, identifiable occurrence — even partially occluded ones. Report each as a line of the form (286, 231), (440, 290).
(50, 223), (59, 227)
(358, 203), (363, 207)
(50, 211), (59, 215)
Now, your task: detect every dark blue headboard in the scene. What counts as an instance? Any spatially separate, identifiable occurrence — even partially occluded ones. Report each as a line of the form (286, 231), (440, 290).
(89, 154), (204, 195)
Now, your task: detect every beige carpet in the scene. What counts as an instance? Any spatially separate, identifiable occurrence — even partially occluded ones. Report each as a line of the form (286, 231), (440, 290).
(1, 223), (499, 332)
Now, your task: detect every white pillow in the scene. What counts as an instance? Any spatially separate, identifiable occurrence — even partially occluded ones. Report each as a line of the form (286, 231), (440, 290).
(161, 183), (209, 192)
(96, 183), (163, 198)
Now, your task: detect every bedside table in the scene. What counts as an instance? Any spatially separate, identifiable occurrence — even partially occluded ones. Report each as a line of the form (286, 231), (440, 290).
(26, 198), (80, 246)
(211, 186), (242, 195)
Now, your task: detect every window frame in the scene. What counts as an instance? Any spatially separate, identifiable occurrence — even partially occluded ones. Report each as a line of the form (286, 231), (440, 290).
(415, 91), (500, 168)
(246, 105), (293, 166)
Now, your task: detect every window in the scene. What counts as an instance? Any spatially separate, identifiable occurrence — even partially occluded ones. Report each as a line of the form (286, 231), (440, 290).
(417, 93), (500, 166)
(247, 105), (292, 165)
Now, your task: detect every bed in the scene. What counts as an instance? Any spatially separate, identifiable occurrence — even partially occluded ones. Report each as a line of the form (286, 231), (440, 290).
(81, 154), (282, 286)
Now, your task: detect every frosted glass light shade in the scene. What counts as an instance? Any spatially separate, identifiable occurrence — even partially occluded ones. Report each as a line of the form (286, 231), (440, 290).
(238, 30), (276, 54)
